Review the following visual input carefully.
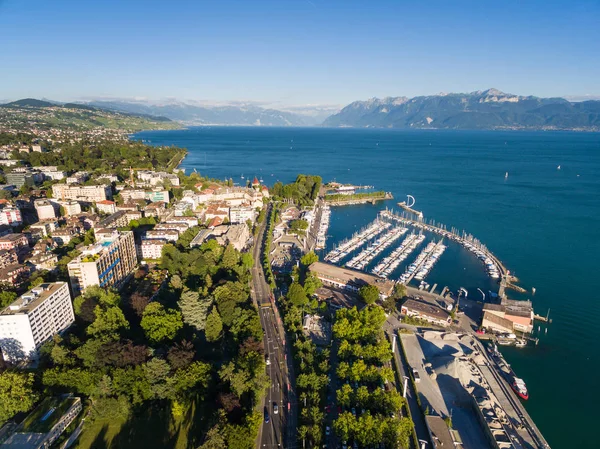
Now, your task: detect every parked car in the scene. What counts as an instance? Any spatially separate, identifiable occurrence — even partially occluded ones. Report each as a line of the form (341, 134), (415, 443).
(273, 403), (279, 414)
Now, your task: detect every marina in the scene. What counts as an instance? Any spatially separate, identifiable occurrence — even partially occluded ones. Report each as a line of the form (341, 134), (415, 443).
(345, 226), (407, 270)
(315, 204), (330, 250)
(381, 209), (505, 284)
(324, 219), (390, 264)
(398, 239), (446, 284)
(371, 233), (426, 278)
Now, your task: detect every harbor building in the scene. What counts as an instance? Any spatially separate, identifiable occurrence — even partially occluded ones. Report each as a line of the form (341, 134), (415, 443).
(1, 396), (82, 449)
(308, 261), (395, 298)
(0, 282), (74, 362)
(67, 230), (136, 295)
(482, 298), (534, 334)
(400, 298), (452, 327)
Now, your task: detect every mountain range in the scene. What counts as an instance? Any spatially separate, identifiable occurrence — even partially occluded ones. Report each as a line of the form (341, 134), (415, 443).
(324, 89), (600, 131)
(80, 100), (327, 127)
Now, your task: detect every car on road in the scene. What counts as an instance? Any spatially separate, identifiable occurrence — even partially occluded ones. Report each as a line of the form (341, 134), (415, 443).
(351, 407), (356, 416)
(273, 403), (278, 414)
(266, 356), (271, 365)
(325, 426), (330, 436)
(412, 368), (420, 383)
(264, 409), (270, 423)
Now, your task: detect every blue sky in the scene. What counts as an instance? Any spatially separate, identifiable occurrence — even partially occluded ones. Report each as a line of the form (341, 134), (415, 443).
(0, 0), (598, 106)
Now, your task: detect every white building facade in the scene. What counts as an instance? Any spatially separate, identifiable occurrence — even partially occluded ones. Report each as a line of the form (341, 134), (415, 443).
(0, 282), (74, 362)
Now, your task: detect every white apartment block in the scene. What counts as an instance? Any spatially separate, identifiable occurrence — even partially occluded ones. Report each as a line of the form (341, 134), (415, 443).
(34, 200), (57, 220)
(139, 239), (167, 260)
(137, 170), (180, 187)
(96, 200), (117, 214)
(0, 282), (74, 362)
(67, 230), (137, 295)
(229, 205), (255, 224)
(52, 184), (112, 202)
(0, 207), (22, 226)
(66, 171), (89, 184)
(145, 229), (179, 242)
(58, 201), (82, 216)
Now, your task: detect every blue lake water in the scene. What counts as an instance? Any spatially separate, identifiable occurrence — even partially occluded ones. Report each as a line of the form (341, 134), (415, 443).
(134, 126), (600, 449)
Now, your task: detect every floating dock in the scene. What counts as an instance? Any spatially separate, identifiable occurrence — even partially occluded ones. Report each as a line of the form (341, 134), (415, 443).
(372, 233), (425, 278)
(324, 220), (391, 264)
(346, 227), (407, 270)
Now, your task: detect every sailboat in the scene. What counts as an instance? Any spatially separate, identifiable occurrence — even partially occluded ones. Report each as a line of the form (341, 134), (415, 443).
(241, 174), (245, 179)
(505, 172), (509, 179)
(557, 165), (561, 170)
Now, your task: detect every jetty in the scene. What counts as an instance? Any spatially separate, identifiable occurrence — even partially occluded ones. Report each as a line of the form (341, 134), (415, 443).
(397, 201), (424, 219)
(326, 191), (393, 206)
(380, 209), (516, 291)
(346, 227), (407, 270)
(372, 233), (425, 278)
(399, 239), (445, 284)
(324, 219), (390, 264)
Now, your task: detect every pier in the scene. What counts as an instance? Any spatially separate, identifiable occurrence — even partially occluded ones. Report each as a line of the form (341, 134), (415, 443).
(397, 201), (424, 220)
(372, 233), (425, 278)
(326, 191), (393, 206)
(399, 239), (446, 284)
(381, 209), (516, 293)
(346, 227), (406, 270)
(324, 219), (390, 263)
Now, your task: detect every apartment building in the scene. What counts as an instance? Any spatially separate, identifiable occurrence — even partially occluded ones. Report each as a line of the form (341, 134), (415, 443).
(67, 230), (136, 295)
(34, 199), (57, 220)
(52, 184), (112, 202)
(0, 282), (74, 362)
(0, 207), (22, 226)
(138, 239), (167, 260)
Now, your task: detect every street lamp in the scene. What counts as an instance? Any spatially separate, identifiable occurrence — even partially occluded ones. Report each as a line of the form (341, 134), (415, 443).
(402, 376), (409, 398)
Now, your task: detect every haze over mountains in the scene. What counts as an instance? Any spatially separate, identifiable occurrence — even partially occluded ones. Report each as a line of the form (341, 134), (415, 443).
(80, 99), (334, 127)
(324, 89), (600, 131)
(3, 89), (600, 130)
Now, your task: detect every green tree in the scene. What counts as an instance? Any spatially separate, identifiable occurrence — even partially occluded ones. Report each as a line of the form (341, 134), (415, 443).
(221, 244), (239, 269)
(87, 306), (129, 340)
(205, 308), (223, 342)
(0, 291), (17, 308)
(303, 272), (322, 296)
(287, 282), (308, 307)
(178, 290), (212, 330)
(300, 251), (318, 267)
(359, 284), (380, 305)
(140, 302), (183, 344)
(0, 372), (39, 424)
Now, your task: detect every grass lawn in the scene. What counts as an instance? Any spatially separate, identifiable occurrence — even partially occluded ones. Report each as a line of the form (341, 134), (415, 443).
(73, 399), (210, 449)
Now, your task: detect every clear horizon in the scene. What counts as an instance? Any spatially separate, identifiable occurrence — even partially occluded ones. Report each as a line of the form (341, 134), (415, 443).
(1, 0), (599, 107)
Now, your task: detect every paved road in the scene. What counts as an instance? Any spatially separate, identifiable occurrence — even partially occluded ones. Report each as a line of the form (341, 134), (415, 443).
(388, 330), (430, 447)
(252, 204), (297, 448)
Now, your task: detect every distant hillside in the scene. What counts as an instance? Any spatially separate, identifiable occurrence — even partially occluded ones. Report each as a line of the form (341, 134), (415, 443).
(84, 100), (321, 126)
(4, 98), (56, 108)
(0, 99), (180, 132)
(323, 89), (600, 131)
